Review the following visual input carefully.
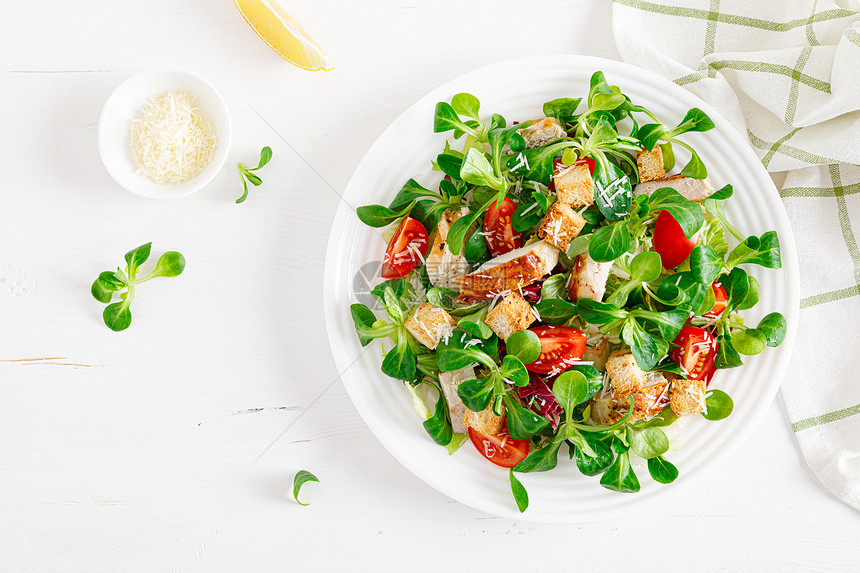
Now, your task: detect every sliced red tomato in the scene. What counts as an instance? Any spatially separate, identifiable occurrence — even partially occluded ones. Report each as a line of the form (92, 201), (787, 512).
(653, 210), (696, 269)
(467, 427), (529, 468)
(483, 197), (523, 257)
(525, 325), (587, 375)
(380, 216), (429, 279)
(669, 326), (718, 381)
(708, 282), (728, 315)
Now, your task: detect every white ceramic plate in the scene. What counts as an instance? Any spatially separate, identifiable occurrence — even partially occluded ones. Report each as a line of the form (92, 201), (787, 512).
(97, 68), (232, 200)
(323, 55), (800, 523)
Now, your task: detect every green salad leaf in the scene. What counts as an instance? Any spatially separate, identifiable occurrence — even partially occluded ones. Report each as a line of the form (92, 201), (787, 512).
(92, 243), (185, 331)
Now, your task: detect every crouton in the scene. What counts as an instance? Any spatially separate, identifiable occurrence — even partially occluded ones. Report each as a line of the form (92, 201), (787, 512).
(403, 303), (456, 350)
(537, 202), (586, 250)
(455, 240), (559, 300)
(566, 253), (613, 302)
(518, 117), (566, 149)
(605, 349), (646, 396)
(485, 291), (536, 341)
(590, 377), (670, 426)
(636, 146), (665, 182)
(553, 162), (594, 208)
(670, 377), (707, 417)
(635, 175), (716, 202)
(438, 365), (476, 434)
(463, 402), (506, 435)
(425, 209), (472, 290)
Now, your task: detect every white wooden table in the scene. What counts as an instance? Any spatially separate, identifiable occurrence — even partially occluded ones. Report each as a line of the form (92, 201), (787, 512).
(2, 0), (858, 570)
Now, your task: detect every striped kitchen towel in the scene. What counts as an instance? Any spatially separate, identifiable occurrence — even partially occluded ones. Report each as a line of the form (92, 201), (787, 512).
(612, 0), (860, 510)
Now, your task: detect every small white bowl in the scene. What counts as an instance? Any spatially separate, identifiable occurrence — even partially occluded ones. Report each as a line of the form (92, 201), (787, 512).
(97, 68), (232, 200)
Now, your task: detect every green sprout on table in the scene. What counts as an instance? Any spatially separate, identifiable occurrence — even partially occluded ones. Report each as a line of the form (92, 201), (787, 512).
(293, 470), (320, 506)
(91, 242), (185, 331)
(236, 146), (273, 203)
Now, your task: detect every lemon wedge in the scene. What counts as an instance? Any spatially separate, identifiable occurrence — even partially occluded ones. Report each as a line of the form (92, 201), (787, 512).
(233, 0), (333, 71)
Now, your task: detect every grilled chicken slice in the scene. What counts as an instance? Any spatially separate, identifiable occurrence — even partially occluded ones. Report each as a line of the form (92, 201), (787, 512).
(518, 117), (566, 149)
(566, 253), (613, 302)
(425, 208), (471, 290)
(635, 175), (716, 202)
(438, 365), (476, 434)
(454, 240), (559, 300)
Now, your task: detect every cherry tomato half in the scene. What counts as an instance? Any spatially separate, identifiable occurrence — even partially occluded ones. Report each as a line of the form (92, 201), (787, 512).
(669, 326), (718, 381)
(525, 325), (587, 375)
(467, 427), (529, 468)
(380, 216), (429, 279)
(709, 282), (728, 315)
(483, 197), (523, 257)
(653, 210), (696, 269)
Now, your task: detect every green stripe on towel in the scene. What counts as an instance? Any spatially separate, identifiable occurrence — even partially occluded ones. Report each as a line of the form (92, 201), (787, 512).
(747, 129), (838, 166)
(781, 182), (860, 198)
(676, 59), (831, 91)
(800, 284), (860, 309)
(613, 0), (855, 32)
(793, 403), (860, 432)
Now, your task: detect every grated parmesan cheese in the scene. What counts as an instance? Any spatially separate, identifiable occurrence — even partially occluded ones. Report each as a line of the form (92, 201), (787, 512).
(130, 91), (217, 184)
(520, 202), (539, 216)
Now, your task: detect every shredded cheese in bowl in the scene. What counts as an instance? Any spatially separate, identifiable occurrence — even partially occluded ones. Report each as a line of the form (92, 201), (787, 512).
(129, 91), (217, 184)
